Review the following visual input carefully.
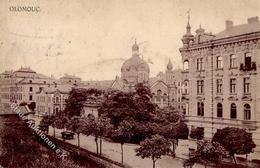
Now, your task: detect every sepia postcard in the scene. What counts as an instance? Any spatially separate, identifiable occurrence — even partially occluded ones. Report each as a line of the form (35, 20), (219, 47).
(0, 0), (260, 167)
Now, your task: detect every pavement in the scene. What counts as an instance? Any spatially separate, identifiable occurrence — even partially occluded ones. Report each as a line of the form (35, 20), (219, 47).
(30, 115), (259, 168)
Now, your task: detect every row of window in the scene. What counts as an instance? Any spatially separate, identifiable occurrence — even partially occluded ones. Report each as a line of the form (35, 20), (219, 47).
(197, 77), (251, 94)
(183, 52), (252, 71)
(197, 102), (251, 120)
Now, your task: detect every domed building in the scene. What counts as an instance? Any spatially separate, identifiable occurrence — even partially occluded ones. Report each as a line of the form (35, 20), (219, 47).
(121, 41), (150, 91)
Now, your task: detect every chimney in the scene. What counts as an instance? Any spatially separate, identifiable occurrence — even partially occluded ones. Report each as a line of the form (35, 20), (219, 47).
(247, 16), (259, 24)
(226, 20), (233, 30)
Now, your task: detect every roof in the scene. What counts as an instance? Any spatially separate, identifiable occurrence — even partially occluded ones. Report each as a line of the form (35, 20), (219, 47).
(121, 56), (150, 73)
(37, 84), (72, 94)
(215, 18), (260, 39)
(14, 67), (36, 73)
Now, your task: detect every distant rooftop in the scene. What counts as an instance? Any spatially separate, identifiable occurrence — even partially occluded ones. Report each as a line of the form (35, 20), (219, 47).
(14, 67), (36, 73)
(215, 16), (260, 39)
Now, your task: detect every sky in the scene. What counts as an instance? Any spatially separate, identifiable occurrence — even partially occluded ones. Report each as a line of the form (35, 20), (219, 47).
(0, 0), (260, 80)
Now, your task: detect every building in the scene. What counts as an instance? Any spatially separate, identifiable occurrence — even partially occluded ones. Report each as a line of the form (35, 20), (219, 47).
(0, 67), (55, 114)
(180, 16), (260, 151)
(150, 60), (188, 111)
(36, 84), (72, 116)
(121, 41), (150, 91)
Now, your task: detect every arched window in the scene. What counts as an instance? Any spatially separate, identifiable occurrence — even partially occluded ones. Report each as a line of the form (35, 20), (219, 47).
(56, 97), (59, 103)
(217, 103), (223, 118)
(157, 89), (162, 95)
(217, 56), (223, 69)
(197, 102), (204, 116)
(230, 103), (237, 119)
(183, 60), (189, 70)
(244, 104), (251, 120)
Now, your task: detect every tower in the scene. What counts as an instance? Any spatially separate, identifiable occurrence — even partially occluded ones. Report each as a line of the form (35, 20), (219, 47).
(181, 12), (194, 47)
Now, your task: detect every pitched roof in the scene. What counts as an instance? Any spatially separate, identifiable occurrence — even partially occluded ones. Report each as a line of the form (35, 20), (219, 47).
(215, 18), (260, 39)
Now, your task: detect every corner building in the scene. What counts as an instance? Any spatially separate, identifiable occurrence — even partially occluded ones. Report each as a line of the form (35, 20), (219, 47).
(180, 17), (260, 152)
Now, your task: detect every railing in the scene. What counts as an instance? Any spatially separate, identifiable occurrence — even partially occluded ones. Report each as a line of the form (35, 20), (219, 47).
(240, 62), (257, 71)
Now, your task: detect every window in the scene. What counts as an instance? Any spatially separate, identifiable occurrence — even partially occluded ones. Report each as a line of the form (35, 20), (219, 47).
(216, 56), (223, 69)
(230, 79), (236, 94)
(29, 80), (32, 83)
(197, 102), (204, 116)
(197, 58), (203, 71)
(29, 87), (33, 92)
(183, 60), (189, 70)
(55, 108), (59, 114)
(230, 103), (237, 119)
(29, 95), (33, 101)
(157, 89), (162, 95)
(245, 53), (252, 68)
(230, 54), (237, 68)
(243, 77), (250, 94)
(217, 103), (223, 117)
(244, 104), (251, 120)
(55, 97), (59, 103)
(216, 79), (222, 94)
(197, 80), (204, 94)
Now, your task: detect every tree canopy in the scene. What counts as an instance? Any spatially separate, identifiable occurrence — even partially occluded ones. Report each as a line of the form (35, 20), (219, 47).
(186, 140), (227, 167)
(212, 127), (256, 164)
(135, 134), (171, 168)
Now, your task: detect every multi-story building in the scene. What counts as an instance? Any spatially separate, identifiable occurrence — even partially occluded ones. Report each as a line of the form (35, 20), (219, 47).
(150, 60), (188, 111)
(36, 84), (71, 116)
(0, 67), (55, 114)
(180, 16), (260, 151)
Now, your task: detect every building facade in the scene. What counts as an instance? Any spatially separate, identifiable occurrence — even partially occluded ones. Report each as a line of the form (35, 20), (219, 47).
(0, 67), (55, 114)
(180, 16), (260, 151)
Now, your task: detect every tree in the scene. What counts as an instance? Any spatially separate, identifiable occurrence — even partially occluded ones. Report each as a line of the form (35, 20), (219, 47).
(190, 127), (204, 140)
(65, 88), (87, 118)
(135, 135), (171, 168)
(212, 127), (256, 164)
(51, 113), (68, 137)
(40, 115), (54, 134)
(83, 115), (112, 155)
(160, 122), (189, 157)
(112, 120), (134, 164)
(82, 116), (99, 154)
(186, 140), (227, 168)
(66, 116), (85, 147)
(99, 83), (157, 143)
(65, 88), (103, 118)
(95, 116), (113, 155)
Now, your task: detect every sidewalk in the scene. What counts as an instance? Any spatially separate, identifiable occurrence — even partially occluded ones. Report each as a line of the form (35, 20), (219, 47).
(31, 115), (205, 168)
(31, 115), (259, 168)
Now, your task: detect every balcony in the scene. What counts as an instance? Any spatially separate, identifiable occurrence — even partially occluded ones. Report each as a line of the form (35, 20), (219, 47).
(240, 62), (257, 71)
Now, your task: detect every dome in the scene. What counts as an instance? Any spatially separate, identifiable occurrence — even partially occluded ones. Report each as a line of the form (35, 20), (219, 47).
(121, 56), (150, 73)
(167, 60), (173, 71)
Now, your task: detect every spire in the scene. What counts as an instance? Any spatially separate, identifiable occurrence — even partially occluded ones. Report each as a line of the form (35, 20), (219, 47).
(181, 10), (194, 47)
(167, 59), (173, 71)
(186, 10), (191, 35)
(132, 40), (139, 51)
